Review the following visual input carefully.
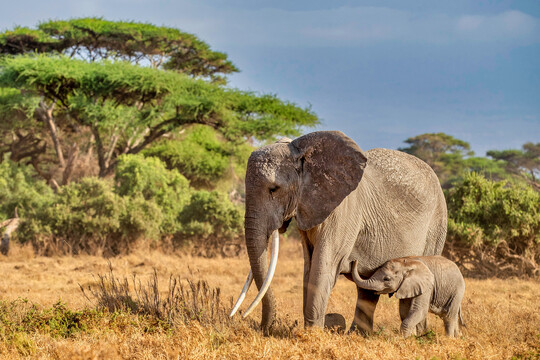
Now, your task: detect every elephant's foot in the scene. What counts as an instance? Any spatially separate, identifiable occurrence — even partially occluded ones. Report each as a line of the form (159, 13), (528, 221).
(400, 322), (417, 338)
(324, 313), (346, 333)
(304, 316), (325, 328)
(349, 321), (373, 335)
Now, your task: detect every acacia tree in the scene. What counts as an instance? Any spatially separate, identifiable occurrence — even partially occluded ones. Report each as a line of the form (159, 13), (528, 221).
(0, 55), (317, 184)
(0, 18), (238, 82)
(0, 19), (318, 188)
(399, 133), (475, 187)
(487, 143), (540, 190)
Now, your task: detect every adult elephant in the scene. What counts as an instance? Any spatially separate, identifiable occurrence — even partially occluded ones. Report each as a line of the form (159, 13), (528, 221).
(230, 131), (447, 334)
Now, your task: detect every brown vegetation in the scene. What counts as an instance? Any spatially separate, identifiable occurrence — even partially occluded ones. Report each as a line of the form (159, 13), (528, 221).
(0, 239), (539, 359)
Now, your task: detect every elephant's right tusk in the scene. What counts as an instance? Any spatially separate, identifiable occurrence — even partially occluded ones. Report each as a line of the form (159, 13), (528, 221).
(229, 270), (253, 317)
(242, 230), (279, 318)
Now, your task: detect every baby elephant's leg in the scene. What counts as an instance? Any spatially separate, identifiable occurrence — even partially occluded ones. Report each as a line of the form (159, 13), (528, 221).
(416, 318), (428, 335)
(400, 295), (430, 338)
(400, 298), (427, 336)
(444, 316), (460, 337)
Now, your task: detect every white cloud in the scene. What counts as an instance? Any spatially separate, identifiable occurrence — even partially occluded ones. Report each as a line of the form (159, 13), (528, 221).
(455, 10), (540, 43)
(163, 4), (540, 48)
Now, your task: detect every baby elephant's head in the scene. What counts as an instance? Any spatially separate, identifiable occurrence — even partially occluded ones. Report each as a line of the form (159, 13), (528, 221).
(352, 258), (435, 299)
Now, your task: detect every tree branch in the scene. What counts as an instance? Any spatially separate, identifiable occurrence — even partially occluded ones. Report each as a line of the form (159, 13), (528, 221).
(91, 124), (107, 177)
(104, 133), (119, 169)
(36, 101), (65, 168)
(61, 143), (80, 185)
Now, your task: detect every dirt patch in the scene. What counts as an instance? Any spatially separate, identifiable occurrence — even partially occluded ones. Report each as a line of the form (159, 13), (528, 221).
(443, 240), (540, 279)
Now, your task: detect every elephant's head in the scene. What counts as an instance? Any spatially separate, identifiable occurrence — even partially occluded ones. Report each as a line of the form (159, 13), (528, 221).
(352, 258), (435, 299)
(230, 131), (367, 331)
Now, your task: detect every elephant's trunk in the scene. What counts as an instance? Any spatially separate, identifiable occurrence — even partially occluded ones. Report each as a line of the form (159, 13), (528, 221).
(242, 218), (277, 332)
(351, 260), (382, 291)
(243, 230), (279, 318)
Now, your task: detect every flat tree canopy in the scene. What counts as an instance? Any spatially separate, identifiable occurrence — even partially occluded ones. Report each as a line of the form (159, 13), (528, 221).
(0, 17), (238, 82)
(0, 19), (319, 187)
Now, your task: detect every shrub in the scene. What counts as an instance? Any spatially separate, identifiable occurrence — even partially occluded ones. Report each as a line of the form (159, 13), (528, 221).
(143, 126), (231, 186)
(0, 158), (53, 220)
(18, 178), (162, 255)
(177, 190), (243, 246)
(446, 172), (540, 258)
(115, 154), (190, 234)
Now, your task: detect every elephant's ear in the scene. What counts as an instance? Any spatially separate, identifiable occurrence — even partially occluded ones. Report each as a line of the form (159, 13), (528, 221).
(291, 131), (367, 231)
(396, 260), (435, 299)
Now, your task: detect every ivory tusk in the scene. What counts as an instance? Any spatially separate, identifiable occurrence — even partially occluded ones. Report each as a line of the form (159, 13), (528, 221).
(229, 270), (253, 317)
(242, 230), (279, 318)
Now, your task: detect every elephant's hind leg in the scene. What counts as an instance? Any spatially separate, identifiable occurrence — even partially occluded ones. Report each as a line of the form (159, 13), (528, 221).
(350, 287), (380, 334)
(443, 313), (461, 337)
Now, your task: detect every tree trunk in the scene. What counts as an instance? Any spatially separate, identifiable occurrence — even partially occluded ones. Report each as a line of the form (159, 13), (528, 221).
(62, 143), (80, 185)
(38, 101), (65, 168)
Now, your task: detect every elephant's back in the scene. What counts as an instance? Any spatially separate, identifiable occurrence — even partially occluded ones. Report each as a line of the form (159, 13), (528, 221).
(365, 148), (442, 208)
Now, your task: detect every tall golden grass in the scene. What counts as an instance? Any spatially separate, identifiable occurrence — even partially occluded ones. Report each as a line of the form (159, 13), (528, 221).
(0, 239), (538, 359)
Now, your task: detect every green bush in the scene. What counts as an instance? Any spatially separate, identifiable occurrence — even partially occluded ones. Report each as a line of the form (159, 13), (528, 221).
(177, 190), (243, 243)
(143, 126), (230, 186)
(446, 172), (540, 257)
(143, 126), (253, 187)
(0, 158), (53, 220)
(5, 153), (246, 256)
(18, 178), (162, 255)
(115, 154), (190, 234)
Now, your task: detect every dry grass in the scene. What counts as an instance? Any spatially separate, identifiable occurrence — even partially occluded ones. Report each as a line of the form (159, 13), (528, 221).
(0, 238), (539, 359)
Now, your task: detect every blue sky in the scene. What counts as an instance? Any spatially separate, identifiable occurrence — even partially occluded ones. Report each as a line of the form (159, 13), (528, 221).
(1, 0), (539, 155)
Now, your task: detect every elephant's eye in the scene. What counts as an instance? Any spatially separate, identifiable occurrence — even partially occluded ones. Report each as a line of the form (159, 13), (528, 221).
(383, 276), (391, 282)
(269, 186), (280, 195)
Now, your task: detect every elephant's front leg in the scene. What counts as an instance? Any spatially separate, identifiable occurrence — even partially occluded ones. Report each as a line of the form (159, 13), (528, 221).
(350, 287), (380, 334)
(399, 299), (427, 335)
(400, 294), (430, 337)
(301, 234), (313, 320)
(303, 248), (339, 328)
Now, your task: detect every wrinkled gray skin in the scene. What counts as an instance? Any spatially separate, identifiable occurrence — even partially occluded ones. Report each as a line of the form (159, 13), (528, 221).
(244, 131), (447, 333)
(352, 256), (466, 337)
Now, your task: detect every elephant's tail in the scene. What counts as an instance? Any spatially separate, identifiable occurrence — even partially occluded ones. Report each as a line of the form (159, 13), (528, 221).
(458, 307), (466, 328)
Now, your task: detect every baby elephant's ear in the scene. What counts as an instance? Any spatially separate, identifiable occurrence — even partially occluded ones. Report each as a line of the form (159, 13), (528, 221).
(396, 260), (435, 299)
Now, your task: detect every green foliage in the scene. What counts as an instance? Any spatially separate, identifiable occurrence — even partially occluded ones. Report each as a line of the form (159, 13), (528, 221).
(0, 87), (39, 122)
(0, 18), (320, 255)
(143, 126), (251, 186)
(488, 143), (540, 187)
(400, 132), (473, 163)
(0, 26), (58, 55)
(0, 158), (53, 220)
(447, 173), (540, 257)
(0, 18), (238, 81)
(178, 190), (243, 243)
(17, 177), (162, 255)
(223, 92), (318, 141)
(400, 133), (474, 187)
(399, 132), (534, 188)
(11, 155), (243, 255)
(115, 154), (190, 234)
(0, 54), (317, 178)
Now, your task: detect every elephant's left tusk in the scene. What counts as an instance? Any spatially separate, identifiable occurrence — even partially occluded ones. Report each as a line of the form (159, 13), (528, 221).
(229, 270), (253, 317)
(242, 230), (279, 318)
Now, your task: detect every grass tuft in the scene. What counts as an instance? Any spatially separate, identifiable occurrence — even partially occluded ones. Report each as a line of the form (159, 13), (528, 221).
(80, 263), (234, 329)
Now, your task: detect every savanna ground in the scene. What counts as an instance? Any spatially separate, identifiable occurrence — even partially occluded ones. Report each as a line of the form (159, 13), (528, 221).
(0, 238), (539, 359)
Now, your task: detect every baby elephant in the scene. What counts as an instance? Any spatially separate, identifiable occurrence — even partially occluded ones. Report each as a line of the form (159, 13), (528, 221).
(352, 256), (465, 337)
